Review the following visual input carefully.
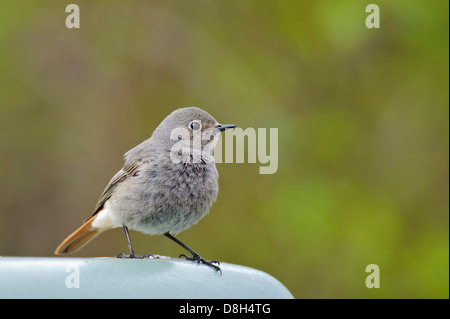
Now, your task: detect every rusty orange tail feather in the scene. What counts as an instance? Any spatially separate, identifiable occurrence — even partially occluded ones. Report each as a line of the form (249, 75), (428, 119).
(55, 215), (103, 255)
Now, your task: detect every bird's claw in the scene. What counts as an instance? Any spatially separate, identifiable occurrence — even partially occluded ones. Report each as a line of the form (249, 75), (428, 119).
(179, 253), (222, 274)
(117, 252), (155, 259)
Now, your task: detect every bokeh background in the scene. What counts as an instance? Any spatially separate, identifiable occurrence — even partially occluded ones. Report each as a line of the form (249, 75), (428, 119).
(0, 0), (448, 298)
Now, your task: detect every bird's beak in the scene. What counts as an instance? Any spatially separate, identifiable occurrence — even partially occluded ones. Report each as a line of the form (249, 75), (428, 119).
(216, 124), (237, 131)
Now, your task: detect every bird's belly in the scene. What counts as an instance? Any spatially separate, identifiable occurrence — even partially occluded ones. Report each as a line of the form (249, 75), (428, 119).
(124, 192), (216, 235)
(109, 166), (219, 235)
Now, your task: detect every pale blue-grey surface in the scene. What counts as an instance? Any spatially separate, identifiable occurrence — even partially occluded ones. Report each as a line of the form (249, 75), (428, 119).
(0, 257), (293, 299)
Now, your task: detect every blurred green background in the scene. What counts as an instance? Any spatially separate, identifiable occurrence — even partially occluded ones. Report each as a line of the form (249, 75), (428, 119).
(0, 0), (448, 298)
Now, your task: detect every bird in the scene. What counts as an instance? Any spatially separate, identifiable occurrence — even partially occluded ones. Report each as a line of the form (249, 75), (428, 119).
(55, 107), (236, 273)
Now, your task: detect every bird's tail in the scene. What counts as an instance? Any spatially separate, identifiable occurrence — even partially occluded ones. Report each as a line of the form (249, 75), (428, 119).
(55, 215), (104, 255)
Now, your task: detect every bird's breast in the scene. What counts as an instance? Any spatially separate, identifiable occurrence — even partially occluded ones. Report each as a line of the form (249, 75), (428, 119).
(118, 162), (219, 234)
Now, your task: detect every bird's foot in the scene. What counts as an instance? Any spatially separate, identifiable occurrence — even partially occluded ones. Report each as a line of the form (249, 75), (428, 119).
(180, 253), (222, 274)
(117, 251), (155, 259)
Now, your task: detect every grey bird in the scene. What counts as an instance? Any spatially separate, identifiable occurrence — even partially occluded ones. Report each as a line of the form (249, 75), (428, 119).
(55, 107), (236, 272)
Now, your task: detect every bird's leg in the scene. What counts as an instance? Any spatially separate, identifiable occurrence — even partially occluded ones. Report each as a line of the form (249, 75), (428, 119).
(117, 225), (154, 259)
(164, 232), (221, 274)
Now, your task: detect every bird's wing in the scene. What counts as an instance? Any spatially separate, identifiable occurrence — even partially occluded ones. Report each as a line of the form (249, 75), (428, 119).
(87, 161), (143, 220)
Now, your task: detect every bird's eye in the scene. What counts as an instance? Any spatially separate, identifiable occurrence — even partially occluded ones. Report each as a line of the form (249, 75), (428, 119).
(189, 120), (202, 131)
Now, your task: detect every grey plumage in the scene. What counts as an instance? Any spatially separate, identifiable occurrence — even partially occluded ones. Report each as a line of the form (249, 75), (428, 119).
(55, 107), (235, 272)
